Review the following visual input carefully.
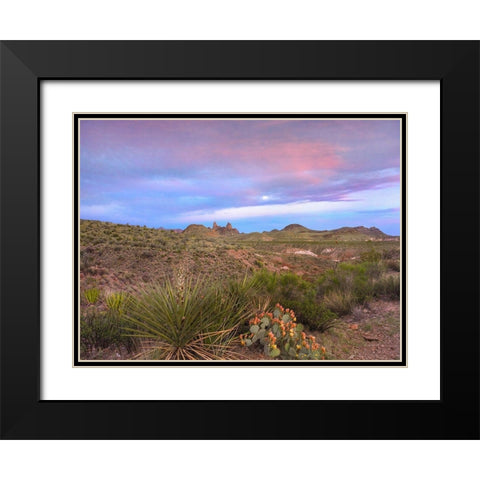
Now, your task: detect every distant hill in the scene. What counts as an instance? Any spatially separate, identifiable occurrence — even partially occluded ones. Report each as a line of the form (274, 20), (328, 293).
(79, 219), (400, 292)
(81, 219), (395, 242)
(331, 226), (392, 239)
(282, 224), (314, 233)
(183, 224), (213, 235)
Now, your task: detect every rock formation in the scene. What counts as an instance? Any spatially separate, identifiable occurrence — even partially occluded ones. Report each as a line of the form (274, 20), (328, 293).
(212, 221), (239, 235)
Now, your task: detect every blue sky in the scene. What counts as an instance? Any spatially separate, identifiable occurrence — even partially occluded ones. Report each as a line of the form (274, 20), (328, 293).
(80, 119), (401, 235)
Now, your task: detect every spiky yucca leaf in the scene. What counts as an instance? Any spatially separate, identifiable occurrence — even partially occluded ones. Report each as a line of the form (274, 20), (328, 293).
(122, 277), (251, 360)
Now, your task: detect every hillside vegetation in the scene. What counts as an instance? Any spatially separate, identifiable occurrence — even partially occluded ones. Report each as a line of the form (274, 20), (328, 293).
(80, 220), (401, 361)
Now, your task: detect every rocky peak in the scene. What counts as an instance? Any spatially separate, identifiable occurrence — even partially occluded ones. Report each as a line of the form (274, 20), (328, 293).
(212, 221), (239, 235)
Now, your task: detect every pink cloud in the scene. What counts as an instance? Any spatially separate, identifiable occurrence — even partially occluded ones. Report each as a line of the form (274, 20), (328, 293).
(181, 139), (345, 174)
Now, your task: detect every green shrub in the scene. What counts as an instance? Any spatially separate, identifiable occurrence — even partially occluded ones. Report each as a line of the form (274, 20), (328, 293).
(240, 304), (326, 360)
(252, 270), (337, 331)
(364, 261), (385, 280)
(317, 262), (400, 314)
(80, 309), (136, 357)
(251, 269), (279, 293)
(381, 248), (399, 260)
(372, 275), (401, 299)
(319, 262), (381, 304)
(361, 248), (382, 263)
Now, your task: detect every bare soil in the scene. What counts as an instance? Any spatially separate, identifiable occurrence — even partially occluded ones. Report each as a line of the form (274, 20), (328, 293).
(313, 299), (401, 360)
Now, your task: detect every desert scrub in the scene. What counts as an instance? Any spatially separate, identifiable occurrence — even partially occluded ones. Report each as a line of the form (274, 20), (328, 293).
(122, 277), (251, 360)
(385, 259), (400, 272)
(317, 261), (399, 315)
(252, 270), (337, 331)
(80, 248), (94, 269)
(371, 275), (400, 298)
(80, 309), (136, 358)
(360, 248), (382, 263)
(322, 290), (356, 316)
(240, 304), (326, 360)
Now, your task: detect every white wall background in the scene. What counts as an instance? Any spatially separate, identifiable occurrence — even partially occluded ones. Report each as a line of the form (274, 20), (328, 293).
(1, 1), (479, 479)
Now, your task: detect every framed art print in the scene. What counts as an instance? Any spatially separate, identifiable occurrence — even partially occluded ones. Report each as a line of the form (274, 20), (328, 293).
(73, 112), (406, 367)
(1, 41), (478, 439)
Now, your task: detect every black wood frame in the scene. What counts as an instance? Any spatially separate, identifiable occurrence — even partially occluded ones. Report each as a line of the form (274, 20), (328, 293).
(1, 41), (478, 439)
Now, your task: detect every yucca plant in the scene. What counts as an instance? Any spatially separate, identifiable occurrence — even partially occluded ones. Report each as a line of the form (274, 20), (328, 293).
(106, 291), (128, 313)
(122, 277), (251, 360)
(84, 287), (100, 305)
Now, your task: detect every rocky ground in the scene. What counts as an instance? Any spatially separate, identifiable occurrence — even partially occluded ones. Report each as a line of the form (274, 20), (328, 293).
(313, 299), (401, 361)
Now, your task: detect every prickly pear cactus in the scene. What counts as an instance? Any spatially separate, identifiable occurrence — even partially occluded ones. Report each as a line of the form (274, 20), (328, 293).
(240, 304), (326, 360)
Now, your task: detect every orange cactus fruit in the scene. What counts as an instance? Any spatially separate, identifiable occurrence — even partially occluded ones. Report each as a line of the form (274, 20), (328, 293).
(350, 324), (359, 330)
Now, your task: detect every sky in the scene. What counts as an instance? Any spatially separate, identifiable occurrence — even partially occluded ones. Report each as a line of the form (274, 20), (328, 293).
(80, 118), (401, 235)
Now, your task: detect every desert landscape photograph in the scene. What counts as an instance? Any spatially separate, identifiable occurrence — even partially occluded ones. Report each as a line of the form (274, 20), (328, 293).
(77, 115), (404, 363)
